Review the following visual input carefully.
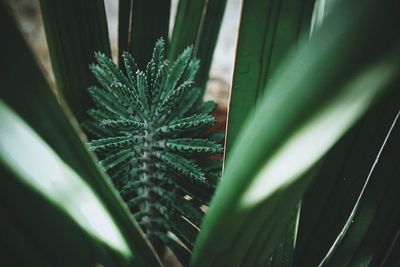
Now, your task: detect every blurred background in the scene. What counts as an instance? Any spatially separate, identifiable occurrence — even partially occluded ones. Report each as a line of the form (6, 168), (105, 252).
(7, 0), (243, 110)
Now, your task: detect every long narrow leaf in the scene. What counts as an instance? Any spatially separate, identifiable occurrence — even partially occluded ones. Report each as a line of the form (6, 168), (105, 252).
(225, 0), (315, 155)
(190, 0), (400, 266)
(195, 0), (227, 87)
(39, 0), (111, 122)
(0, 5), (161, 266)
(318, 110), (400, 266)
(169, 0), (206, 61)
(129, 0), (171, 69)
(118, 0), (132, 67)
(0, 100), (131, 266)
(294, 88), (400, 266)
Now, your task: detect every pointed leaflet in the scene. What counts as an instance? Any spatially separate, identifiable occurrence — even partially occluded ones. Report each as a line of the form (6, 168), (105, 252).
(197, 101), (217, 115)
(88, 86), (130, 117)
(135, 71), (150, 112)
(122, 52), (139, 85)
(147, 38), (165, 87)
(101, 119), (146, 131)
(174, 87), (203, 119)
(159, 114), (216, 133)
(95, 52), (131, 88)
(154, 152), (205, 182)
(156, 81), (193, 116)
(162, 46), (193, 97)
(88, 136), (134, 152)
(165, 138), (223, 154)
(184, 59), (200, 83)
(100, 148), (134, 171)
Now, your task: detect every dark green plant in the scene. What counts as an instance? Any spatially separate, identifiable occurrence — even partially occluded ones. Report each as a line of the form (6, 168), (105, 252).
(2, 0), (400, 266)
(82, 39), (223, 259)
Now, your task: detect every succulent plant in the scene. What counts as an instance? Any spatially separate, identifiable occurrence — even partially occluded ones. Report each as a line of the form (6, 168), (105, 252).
(82, 39), (223, 261)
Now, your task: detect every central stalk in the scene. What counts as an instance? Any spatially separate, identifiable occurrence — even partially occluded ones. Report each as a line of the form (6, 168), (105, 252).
(142, 124), (165, 255)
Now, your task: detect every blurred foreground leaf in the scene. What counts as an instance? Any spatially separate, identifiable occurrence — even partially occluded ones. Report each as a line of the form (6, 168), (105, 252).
(225, 0), (315, 155)
(39, 0), (111, 122)
(0, 4), (161, 266)
(191, 0), (400, 266)
(0, 100), (131, 266)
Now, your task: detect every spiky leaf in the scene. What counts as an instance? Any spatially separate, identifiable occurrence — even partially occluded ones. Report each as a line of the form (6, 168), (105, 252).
(84, 39), (223, 260)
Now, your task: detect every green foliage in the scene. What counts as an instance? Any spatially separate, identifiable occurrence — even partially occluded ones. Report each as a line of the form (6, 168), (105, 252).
(295, 90), (400, 266)
(169, 0), (227, 87)
(3, 0), (400, 266)
(83, 39), (223, 261)
(0, 4), (161, 266)
(39, 0), (111, 122)
(128, 0), (171, 69)
(190, 0), (400, 266)
(169, 0), (206, 61)
(194, 0), (228, 87)
(225, 0), (315, 155)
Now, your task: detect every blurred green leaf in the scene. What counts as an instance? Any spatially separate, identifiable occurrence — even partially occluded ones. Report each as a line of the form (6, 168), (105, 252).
(195, 0), (227, 87)
(0, 4), (161, 266)
(0, 100), (132, 266)
(309, 0), (325, 36)
(295, 87), (400, 266)
(118, 0), (132, 67)
(169, 0), (206, 61)
(190, 0), (400, 266)
(373, 229), (400, 267)
(319, 109), (400, 266)
(266, 205), (300, 266)
(225, 0), (315, 155)
(129, 0), (171, 69)
(168, 0), (227, 88)
(39, 0), (111, 122)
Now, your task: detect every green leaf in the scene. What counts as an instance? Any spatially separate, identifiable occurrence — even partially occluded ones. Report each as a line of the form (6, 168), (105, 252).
(122, 51), (139, 85)
(39, 0), (111, 122)
(169, 0), (207, 61)
(266, 206), (300, 266)
(0, 100), (132, 266)
(88, 136), (134, 152)
(318, 109), (400, 267)
(163, 47), (193, 94)
(165, 138), (223, 154)
(129, 0), (171, 69)
(225, 0), (315, 156)
(159, 114), (216, 133)
(95, 52), (132, 88)
(156, 80), (194, 116)
(118, 0), (132, 67)
(372, 229), (400, 267)
(190, 0), (400, 266)
(195, 0), (228, 87)
(198, 100), (217, 115)
(100, 148), (134, 171)
(309, 0), (326, 36)
(294, 89), (400, 266)
(101, 119), (146, 131)
(168, 0), (227, 88)
(154, 152), (205, 182)
(0, 5), (161, 266)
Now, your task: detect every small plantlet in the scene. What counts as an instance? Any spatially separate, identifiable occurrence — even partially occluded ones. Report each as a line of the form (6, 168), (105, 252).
(83, 39), (223, 262)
